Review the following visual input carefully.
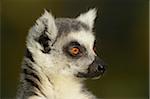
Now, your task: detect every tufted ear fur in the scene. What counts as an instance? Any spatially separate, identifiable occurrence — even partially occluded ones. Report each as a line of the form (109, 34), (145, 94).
(76, 8), (97, 30)
(27, 10), (58, 52)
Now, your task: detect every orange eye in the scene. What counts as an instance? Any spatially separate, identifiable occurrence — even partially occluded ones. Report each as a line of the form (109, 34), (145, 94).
(93, 47), (96, 52)
(70, 47), (80, 56)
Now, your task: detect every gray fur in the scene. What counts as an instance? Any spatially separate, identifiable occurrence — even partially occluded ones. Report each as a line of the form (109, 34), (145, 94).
(55, 18), (90, 35)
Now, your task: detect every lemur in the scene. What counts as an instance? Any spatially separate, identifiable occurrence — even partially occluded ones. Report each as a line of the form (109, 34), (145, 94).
(17, 8), (106, 99)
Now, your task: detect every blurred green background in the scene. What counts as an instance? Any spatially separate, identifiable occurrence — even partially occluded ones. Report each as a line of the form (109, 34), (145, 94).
(1, 0), (149, 99)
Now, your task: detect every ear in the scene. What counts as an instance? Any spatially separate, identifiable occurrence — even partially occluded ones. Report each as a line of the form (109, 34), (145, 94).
(76, 8), (97, 30)
(27, 10), (58, 51)
(35, 10), (57, 41)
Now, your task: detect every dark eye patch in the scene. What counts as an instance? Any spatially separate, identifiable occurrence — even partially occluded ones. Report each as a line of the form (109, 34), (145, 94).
(63, 41), (86, 58)
(69, 41), (81, 48)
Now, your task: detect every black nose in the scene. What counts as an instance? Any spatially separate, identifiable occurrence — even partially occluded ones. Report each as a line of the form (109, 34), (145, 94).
(76, 56), (107, 78)
(97, 64), (106, 74)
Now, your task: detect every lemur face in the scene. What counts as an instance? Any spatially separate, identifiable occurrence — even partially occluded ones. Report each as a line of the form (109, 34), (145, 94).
(27, 9), (106, 79)
(52, 28), (106, 78)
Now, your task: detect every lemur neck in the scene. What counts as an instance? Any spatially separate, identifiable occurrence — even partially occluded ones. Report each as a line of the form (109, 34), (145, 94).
(51, 74), (83, 88)
(46, 74), (85, 99)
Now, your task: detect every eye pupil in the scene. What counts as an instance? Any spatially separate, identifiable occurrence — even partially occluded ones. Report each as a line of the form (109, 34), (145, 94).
(71, 47), (79, 56)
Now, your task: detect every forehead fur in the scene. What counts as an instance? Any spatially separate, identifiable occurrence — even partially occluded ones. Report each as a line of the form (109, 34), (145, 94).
(67, 30), (95, 49)
(55, 18), (89, 35)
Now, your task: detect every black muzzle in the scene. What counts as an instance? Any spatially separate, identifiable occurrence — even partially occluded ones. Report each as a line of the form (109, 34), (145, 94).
(77, 56), (106, 78)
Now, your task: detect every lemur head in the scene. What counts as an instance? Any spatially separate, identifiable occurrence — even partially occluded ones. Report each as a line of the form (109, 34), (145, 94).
(26, 8), (106, 79)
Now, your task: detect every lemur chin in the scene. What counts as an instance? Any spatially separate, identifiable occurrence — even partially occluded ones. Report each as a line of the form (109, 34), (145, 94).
(17, 8), (106, 99)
